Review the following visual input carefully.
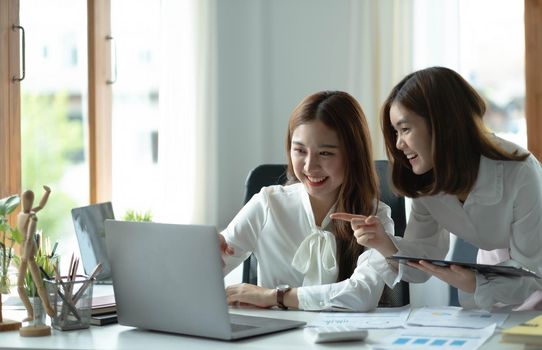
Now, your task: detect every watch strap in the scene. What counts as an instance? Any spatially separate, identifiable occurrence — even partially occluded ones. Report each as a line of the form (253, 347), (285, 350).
(276, 285), (291, 310)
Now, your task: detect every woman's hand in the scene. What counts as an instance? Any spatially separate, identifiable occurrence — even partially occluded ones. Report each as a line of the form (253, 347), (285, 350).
(225, 283), (277, 308)
(218, 234), (234, 268)
(410, 261), (476, 293)
(330, 213), (398, 257)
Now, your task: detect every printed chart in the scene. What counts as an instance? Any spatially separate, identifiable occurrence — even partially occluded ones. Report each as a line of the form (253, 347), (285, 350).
(373, 324), (496, 350)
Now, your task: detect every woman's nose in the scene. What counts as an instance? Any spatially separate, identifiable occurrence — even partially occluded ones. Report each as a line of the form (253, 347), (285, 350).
(304, 153), (320, 171)
(395, 135), (405, 150)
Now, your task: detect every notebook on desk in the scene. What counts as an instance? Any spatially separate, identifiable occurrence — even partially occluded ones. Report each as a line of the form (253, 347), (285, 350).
(104, 220), (306, 340)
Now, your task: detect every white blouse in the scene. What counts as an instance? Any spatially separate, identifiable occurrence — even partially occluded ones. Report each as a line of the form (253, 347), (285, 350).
(371, 137), (542, 310)
(221, 182), (394, 311)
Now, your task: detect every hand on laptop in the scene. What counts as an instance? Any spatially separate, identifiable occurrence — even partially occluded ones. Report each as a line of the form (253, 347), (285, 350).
(226, 283), (276, 308)
(226, 283), (299, 309)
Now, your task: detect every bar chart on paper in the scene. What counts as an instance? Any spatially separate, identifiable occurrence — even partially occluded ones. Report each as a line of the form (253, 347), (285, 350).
(406, 307), (508, 328)
(373, 324), (496, 350)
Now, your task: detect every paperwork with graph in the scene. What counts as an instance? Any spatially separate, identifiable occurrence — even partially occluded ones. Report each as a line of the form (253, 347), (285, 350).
(373, 324), (496, 350)
(406, 307), (509, 329)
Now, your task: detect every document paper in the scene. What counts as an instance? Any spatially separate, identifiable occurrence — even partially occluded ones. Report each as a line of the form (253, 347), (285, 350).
(308, 306), (411, 329)
(373, 324), (496, 350)
(407, 306), (508, 329)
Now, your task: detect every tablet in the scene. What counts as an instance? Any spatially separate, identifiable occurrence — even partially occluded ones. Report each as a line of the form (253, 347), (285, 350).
(386, 255), (540, 278)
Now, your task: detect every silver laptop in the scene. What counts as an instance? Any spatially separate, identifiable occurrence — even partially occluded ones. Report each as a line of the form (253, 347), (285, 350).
(104, 220), (305, 340)
(72, 202), (115, 283)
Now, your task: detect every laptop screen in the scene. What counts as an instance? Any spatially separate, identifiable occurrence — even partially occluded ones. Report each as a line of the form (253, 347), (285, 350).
(71, 202), (115, 282)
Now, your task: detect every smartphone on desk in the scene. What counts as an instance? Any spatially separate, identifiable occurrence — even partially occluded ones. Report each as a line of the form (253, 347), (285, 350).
(386, 255), (540, 278)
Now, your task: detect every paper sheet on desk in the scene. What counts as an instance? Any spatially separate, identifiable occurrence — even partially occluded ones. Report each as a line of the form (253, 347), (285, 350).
(308, 306), (411, 329)
(2, 294), (25, 310)
(372, 324), (496, 350)
(407, 307), (508, 329)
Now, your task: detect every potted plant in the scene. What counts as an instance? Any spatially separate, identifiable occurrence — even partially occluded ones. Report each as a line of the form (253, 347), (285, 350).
(17, 231), (58, 327)
(123, 209), (153, 222)
(19, 232), (57, 295)
(0, 194), (23, 331)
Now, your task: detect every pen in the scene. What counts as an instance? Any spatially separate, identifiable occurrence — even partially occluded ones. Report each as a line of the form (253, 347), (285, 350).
(72, 263), (103, 303)
(56, 289), (82, 321)
(49, 242), (58, 258)
(39, 266), (52, 280)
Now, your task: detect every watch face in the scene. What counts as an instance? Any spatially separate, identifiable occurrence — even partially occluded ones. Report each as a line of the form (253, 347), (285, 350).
(277, 284), (291, 291)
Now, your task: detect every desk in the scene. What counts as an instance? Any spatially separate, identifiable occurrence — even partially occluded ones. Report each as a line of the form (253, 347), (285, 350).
(1, 306), (538, 350)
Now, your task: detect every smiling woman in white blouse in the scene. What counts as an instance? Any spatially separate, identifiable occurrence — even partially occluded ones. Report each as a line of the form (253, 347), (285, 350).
(218, 90), (394, 311)
(333, 67), (542, 311)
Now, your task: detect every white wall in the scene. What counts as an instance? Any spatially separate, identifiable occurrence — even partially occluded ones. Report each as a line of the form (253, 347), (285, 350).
(214, 0), (401, 229)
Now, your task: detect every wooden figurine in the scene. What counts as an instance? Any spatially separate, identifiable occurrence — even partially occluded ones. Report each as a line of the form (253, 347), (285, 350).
(16, 186), (55, 337)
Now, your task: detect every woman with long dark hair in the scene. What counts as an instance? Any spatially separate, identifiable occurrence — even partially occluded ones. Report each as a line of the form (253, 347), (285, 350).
(220, 91), (394, 311)
(333, 67), (542, 310)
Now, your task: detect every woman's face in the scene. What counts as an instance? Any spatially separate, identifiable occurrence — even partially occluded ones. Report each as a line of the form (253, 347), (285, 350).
(290, 120), (345, 206)
(389, 102), (433, 175)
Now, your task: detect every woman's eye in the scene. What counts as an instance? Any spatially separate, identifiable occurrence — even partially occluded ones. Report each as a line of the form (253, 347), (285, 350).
(320, 151), (333, 156)
(293, 148), (305, 154)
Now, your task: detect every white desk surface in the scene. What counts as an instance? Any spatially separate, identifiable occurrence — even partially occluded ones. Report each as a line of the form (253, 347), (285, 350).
(1, 305), (538, 350)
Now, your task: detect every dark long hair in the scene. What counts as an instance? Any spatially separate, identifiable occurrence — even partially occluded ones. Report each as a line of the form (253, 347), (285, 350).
(286, 91), (379, 281)
(381, 66), (528, 197)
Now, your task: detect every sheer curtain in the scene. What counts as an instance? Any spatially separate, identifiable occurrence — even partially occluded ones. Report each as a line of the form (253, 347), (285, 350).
(347, 0), (414, 160)
(156, 0), (217, 225)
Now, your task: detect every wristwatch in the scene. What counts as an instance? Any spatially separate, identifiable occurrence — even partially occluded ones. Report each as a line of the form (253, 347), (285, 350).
(276, 284), (291, 310)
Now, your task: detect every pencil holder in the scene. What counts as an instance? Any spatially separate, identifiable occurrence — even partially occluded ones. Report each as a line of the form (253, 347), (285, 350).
(45, 275), (93, 331)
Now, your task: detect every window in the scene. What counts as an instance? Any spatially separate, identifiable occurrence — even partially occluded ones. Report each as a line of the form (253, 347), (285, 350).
(413, 0), (526, 146)
(19, 0), (89, 259)
(110, 0), (161, 219)
(458, 0), (525, 147)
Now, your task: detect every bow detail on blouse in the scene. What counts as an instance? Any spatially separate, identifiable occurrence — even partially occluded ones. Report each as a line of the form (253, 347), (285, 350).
(291, 228), (338, 286)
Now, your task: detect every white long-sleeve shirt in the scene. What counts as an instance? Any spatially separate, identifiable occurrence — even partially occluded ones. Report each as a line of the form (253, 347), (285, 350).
(371, 137), (542, 311)
(221, 182), (394, 311)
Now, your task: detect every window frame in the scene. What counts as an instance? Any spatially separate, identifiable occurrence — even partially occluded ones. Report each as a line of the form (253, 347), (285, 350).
(88, 0), (112, 203)
(0, 0), (21, 201)
(525, 0), (542, 160)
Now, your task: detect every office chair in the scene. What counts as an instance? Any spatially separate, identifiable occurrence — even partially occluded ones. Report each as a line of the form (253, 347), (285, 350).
(241, 160), (409, 307)
(241, 164), (288, 285)
(374, 160), (409, 307)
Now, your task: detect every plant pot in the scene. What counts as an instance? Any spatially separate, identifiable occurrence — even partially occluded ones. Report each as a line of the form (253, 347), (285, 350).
(29, 296), (47, 326)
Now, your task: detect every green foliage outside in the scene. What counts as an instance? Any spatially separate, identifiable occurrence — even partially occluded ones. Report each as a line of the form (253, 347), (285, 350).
(0, 195), (23, 295)
(21, 92), (85, 243)
(123, 210), (153, 222)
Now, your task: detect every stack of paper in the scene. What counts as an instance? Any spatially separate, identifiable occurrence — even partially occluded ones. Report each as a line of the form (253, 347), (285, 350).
(501, 315), (542, 346)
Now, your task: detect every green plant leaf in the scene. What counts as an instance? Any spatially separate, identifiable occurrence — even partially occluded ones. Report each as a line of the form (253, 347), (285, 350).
(0, 222), (9, 233)
(10, 227), (23, 244)
(0, 195), (20, 216)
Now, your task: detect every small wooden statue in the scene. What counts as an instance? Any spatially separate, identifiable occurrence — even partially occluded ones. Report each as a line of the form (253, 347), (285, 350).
(16, 186), (55, 337)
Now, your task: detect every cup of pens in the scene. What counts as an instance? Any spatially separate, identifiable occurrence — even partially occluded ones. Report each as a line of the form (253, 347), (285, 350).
(45, 274), (94, 330)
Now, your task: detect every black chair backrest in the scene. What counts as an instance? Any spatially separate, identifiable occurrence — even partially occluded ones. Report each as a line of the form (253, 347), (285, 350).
(243, 164), (289, 204)
(242, 164), (288, 285)
(374, 160), (409, 307)
(241, 161), (409, 307)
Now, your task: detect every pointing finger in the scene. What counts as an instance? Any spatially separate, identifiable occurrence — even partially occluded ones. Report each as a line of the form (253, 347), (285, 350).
(365, 215), (379, 225)
(330, 212), (367, 222)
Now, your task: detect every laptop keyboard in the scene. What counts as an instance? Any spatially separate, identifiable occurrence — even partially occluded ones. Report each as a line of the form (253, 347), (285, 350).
(231, 323), (258, 332)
